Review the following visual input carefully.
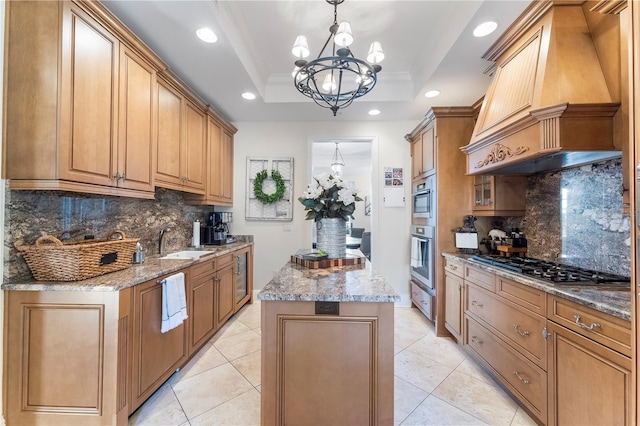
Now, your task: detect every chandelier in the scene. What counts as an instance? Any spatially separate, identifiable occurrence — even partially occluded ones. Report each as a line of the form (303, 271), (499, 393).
(330, 142), (345, 177)
(291, 0), (384, 116)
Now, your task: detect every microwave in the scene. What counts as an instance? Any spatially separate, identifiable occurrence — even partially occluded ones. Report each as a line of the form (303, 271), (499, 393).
(412, 177), (433, 219)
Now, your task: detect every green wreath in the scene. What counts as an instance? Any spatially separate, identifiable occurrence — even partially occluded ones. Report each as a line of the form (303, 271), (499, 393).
(253, 169), (286, 204)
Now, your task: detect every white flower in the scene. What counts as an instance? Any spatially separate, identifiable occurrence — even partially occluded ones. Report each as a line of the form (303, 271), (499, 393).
(338, 188), (355, 205)
(301, 183), (323, 199)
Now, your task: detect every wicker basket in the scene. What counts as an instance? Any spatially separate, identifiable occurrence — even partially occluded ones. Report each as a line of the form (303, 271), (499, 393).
(15, 231), (139, 281)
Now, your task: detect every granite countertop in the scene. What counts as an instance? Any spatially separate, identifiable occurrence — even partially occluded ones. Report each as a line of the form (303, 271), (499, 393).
(258, 249), (400, 303)
(2, 241), (254, 292)
(442, 252), (631, 321)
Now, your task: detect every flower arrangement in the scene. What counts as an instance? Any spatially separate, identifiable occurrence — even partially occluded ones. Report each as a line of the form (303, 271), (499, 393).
(298, 173), (362, 221)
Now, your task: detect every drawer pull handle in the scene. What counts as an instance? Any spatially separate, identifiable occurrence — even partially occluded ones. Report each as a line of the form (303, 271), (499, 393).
(471, 336), (482, 344)
(513, 371), (530, 385)
(513, 324), (530, 337)
(471, 300), (483, 307)
(574, 315), (601, 331)
(450, 265), (458, 271)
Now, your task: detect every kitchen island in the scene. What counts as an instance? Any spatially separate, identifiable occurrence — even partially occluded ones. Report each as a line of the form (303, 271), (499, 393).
(258, 250), (399, 426)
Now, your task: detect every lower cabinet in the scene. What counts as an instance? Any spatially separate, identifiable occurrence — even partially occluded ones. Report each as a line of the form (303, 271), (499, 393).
(216, 254), (236, 325)
(443, 271), (463, 341)
(188, 258), (217, 355)
(4, 289), (131, 426)
(261, 300), (394, 425)
(546, 321), (631, 426)
(131, 271), (190, 412)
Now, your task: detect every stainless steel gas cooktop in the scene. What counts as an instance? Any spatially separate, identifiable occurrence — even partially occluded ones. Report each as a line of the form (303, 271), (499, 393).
(470, 254), (630, 287)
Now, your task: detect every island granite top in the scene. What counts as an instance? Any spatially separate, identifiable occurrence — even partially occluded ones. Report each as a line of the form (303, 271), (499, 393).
(443, 252), (631, 321)
(2, 240), (253, 292)
(258, 250), (400, 303)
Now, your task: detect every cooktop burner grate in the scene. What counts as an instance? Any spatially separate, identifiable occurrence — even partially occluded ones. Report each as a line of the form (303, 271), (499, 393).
(470, 255), (630, 286)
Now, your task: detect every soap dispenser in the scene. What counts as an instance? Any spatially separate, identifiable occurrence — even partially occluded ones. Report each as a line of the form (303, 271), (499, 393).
(132, 242), (145, 264)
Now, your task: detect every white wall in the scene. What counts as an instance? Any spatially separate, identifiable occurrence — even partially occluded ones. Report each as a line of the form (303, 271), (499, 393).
(231, 120), (414, 305)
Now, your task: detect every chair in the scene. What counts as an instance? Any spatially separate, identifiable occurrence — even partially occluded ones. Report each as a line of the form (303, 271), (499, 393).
(350, 227), (365, 238)
(360, 231), (371, 260)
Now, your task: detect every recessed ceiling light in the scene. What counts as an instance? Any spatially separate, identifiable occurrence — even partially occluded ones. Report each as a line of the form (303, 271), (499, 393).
(242, 92), (256, 100)
(425, 90), (440, 98)
(368, 109), (381, 116)
(196, 27), (217, 43)
(473, 21), (498, 37)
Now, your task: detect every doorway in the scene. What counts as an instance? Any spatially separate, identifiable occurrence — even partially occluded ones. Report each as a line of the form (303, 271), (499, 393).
(310, 138), (373, 261)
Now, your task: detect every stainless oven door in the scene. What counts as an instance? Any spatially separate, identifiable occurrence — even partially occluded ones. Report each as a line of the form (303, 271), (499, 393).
(410, 225), (434, 290)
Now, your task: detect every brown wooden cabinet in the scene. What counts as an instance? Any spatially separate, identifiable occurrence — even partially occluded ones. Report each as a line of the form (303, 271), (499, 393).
(444, 256), (464, 341)
(155, 78), (207, 195)
(216, 254), (236, 326)
(261, 300), (394, 425)
(472, 175), (527, 216)
(3, 1), (160, 199)
(131, 271), (189, 412)
(4, 288), (132, 425)
(187, 258), (218, 355)
(410, 125), (435, 182)
(187, 117), (236, 206)
(546, 321), (631, 426)
(464, 263), (548, 423)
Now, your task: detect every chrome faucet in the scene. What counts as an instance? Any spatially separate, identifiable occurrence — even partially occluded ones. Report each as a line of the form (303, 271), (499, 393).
(159, 228), (171, 255)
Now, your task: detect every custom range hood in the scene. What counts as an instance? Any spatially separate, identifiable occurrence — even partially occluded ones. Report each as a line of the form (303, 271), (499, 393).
(461, 1), (622, 175)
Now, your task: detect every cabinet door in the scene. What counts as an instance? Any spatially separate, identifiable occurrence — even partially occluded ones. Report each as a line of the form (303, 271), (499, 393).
(183, 101), (207, 193)
(155, 79), (183, 187)
(207, 118), (224, 201)
(547, 321), (631, 426)
(444, 272), (463, 340)
(216, 264), (235, 325)
(60, 3), (118, 186)
(131, 276), (188, 412)
(221, 129), (234, 204)
(118, 46), (155, 192)
(411, 137), (423, 180)
(188, 272), (216, 355)
(421, 126), (435, 176)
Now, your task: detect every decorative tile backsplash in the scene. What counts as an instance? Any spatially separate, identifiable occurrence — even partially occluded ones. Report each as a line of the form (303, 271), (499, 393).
(4, 187), (213, 282)
(479, 158), (630, 276)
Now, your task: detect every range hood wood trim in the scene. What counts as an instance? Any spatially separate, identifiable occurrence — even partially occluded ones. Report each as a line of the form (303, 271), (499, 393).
(462, 103), (619, 174)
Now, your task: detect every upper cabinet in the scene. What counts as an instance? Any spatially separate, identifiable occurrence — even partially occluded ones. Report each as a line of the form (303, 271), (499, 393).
(472, 175), (527, 216)
(460, 1), (621, 176)
(3, 1), (162, 198)
(154, 78), (207, 195)
(410, 126), (435, 182)
(3, 0), (235, 204)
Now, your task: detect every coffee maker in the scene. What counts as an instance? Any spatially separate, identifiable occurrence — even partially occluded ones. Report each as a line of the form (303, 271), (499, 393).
(201, 212), (235, 245)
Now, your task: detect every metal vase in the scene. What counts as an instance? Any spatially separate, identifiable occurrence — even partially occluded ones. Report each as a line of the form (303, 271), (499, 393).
(316, 218), (347, 259)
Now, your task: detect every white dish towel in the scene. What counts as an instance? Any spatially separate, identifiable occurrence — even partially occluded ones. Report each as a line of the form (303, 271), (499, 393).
(161, 272), (188, 333)
(410, 237), (423, 268)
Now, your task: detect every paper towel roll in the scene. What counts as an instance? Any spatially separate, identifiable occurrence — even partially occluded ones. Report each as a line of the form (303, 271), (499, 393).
(193, 220), (201, 248)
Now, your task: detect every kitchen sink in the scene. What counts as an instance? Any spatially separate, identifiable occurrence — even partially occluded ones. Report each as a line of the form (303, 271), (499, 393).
(159, 250), (214, 260)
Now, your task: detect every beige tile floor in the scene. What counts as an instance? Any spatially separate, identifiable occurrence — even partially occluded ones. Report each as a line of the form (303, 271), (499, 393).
(129, 303), (538, 426)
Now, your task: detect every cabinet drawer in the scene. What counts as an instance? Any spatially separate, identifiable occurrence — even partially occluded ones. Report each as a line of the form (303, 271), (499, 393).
(547, 295), (631, 357)
(191, 257), (215, 278)
(466, 317), (547, 422)
(444, 257), (464, 278)
(467, 284), (546, 369)
(497, 276), (545, 316)
(411, 281), (434, 321)
(465, 264), (495, 292)
(216, 253), (234, 270)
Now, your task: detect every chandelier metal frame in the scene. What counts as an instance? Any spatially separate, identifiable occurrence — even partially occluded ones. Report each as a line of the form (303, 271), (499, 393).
(292, 0), (382, 116)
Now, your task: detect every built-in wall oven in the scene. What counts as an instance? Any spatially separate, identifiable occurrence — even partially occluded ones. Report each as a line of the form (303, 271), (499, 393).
(412, 176), (434, 220)
(410, 224), (435, 320)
